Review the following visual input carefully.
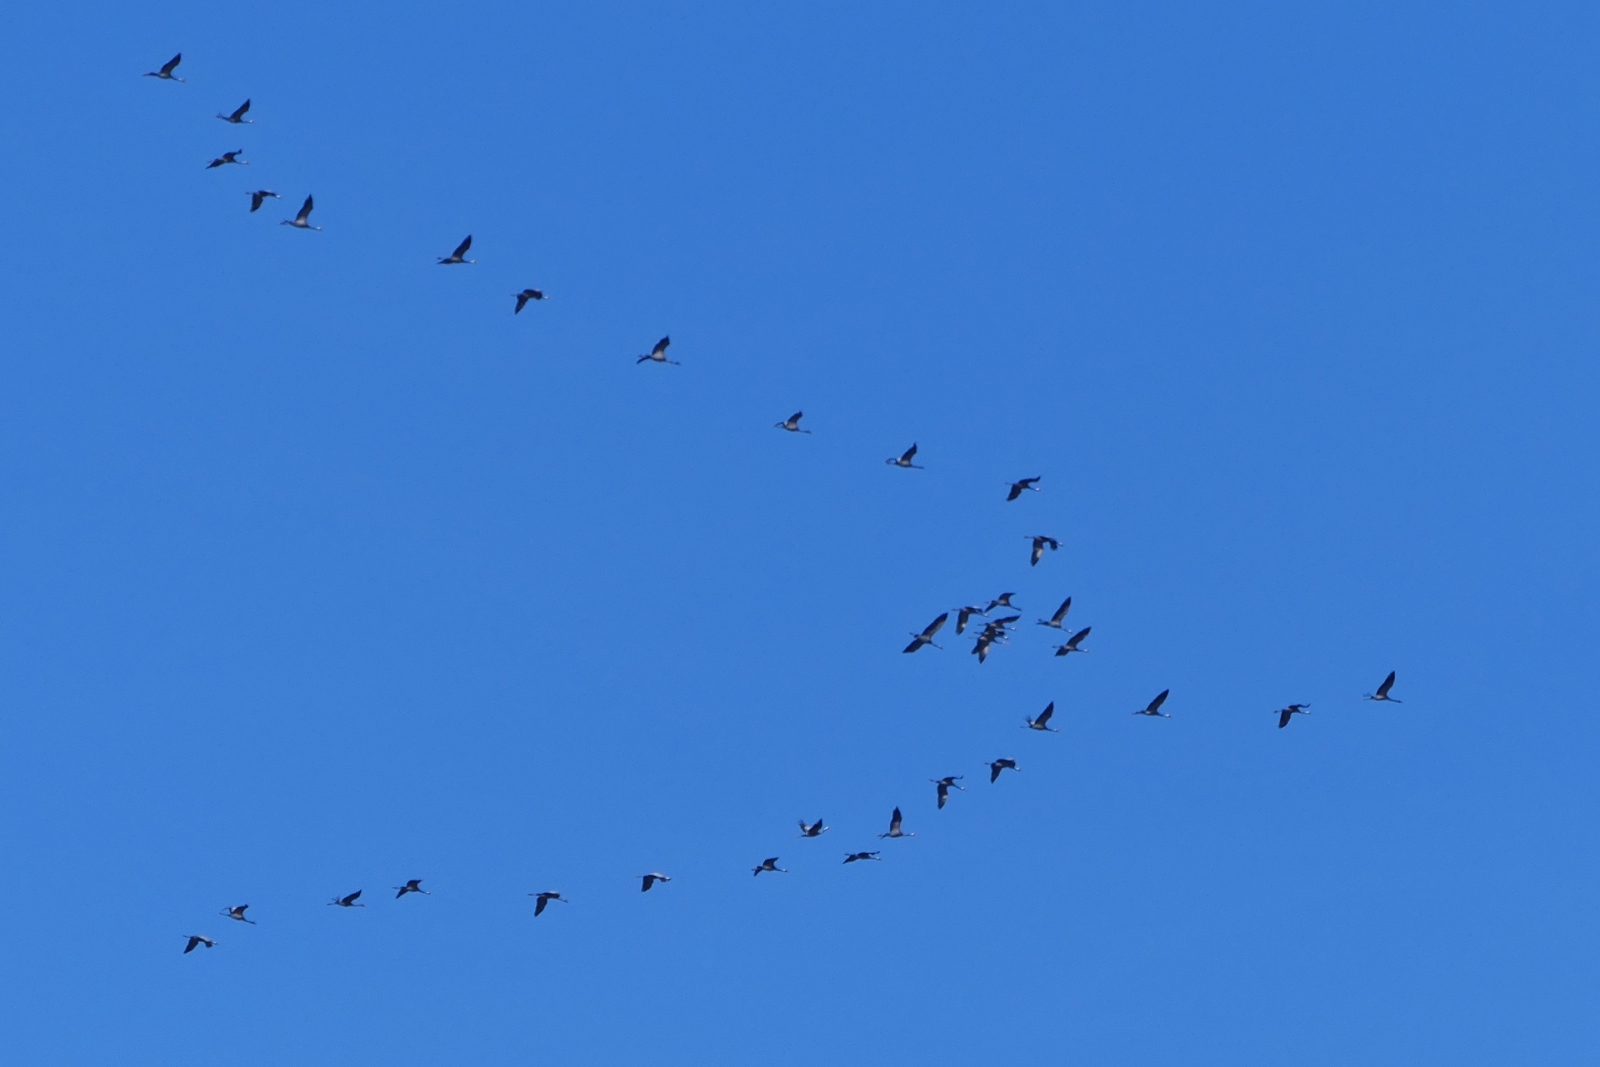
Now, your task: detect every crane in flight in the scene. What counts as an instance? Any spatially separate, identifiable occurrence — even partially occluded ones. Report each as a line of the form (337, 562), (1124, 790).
(637, 336), (677, 365)
(797, 818), (829, 838)
(774, 411), (810, 434)
(437, 236), (474, 264)
(984, 592), (1018, 613)
(972, 615), (1019, 663)
(932, 776), (965, 809)
(639, 873), (672, 892)
(1037, 597), (1072, 629)
(886, 443), (923, 469)
(144, 54), (184, 81)
(988, 758), (1020, 782)
(219, 905), (255, 924)
(513, 289), (546, 313)
(1275, 703), (1311, 729)
(903, 612), (948, 653)
(752, 857), (788, 876)
(843, 851), (881, 863)
(1364, 672), (1401, 702)
(1133, 690), (1171, 718)
(280, 195), (321, 230)
(205, 150), (247, 169)
(1028, 535), (1060, 567)
(1054, 627), (1091, 657)
(248, 190), (279, 212)
(1024, 701), (1059, 732)
(955, 605), (987, 635)
(183, 935), (216, 954)
(394, 879), (430, 899)
(529, 891), (566, 916)
(216, 99), (253, 124)
(878, 807), (915, 838)
(1005, 477), (1041, 501)
(327, 890), (364, 908)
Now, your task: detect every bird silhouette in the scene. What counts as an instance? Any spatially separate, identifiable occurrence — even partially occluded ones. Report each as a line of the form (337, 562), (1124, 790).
(327, 890), (364, 908)
(752, 857), (788, 876)
(954, 605), (987, 634)
(1053, 626), (1091, 657)
(878, 807), (915, 838)
(1005, 477), (1041, 501)
(248, 190), (279, 212)
(183, 934), (216, 954)
(1133, 690), (1171, 718)
(1364, 671), (1401, 703)
(143, 54), (184, 81)
(205, 150), (247, 169)
(797, 818), (829, 838)
(984, 592), (1018, 613)
(774, 411), (810, 433)
(972, 615), (1019, 664)
(1024, 701), (1059, 732)
(529, 891), (566, 916)
(903, 612), (948, 653)
(280, 195), (321, 230)
(886, 443), (923, 469)
(219, 905), (255, 924)
(1276, 703), (1311, 729)
(394, 879), (430, 899)
(1037, 597), (1072, 629)
(437, 235), (474, 264)
(1027, 535), (1060, 567)
(513, 289), (546, 313)
(636, 336), (678, 365)
(639, 873), (672, 892)
(216, 99), (253, 124)
(843, 851), (881, 863)
(988, 758), (1020, 782)
(932, 776), (965, 808)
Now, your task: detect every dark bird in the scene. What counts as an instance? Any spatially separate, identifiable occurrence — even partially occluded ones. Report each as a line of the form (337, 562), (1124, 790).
(752, 857), (788, 876)
(774, 411), (810, 434)
(280, 195), (321, 230)
(1133, 689), (1172, 718)
(1006, 477), (1042, 501)
(219, 905), (255, 924)
(327, 890), (364, 908)
(903, 612), (948, 654)
(972, 615), (1020, 664)
(513, 289), (546, 313)
(984, 592), (1018, 613)
(183, 934), (216, 954)
(529, 891), (566, 916)
(797, 818), (829, 838)
(932, 776), (965, 809)
(144, 54), (184, 81)
(1364, 671), (1402, 703)
(1037, 597), (1072, 629)
(989, 758), (1020, 782)
(1053, 627), (1091, 657)
(216, 99), (253, 123)
(394, 879), (430, 899)
(1028, 535), (1060, 567)
(886, 443), (923, 469)
(1276, 703), (1311, 729)
(955, 605), (986, 635)
(636, 336), (678, 365)
(878, 807), (915, 838)
(639, 873), (672, 892)
(248, 189), (279, 212)
(437, 235), (474, 265)
(206, 150), (247, 169)
(1024, 701), (1059, 732)
(843, 851), (881, 863)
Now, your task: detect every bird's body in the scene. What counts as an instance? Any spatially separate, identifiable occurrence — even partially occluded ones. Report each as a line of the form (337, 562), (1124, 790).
(1133, 689), (1172, 718)
(886, 443), (923, 469)
(206, 150), (247, 169)
(513, 289), (546, 313)
(797, 818), (828, 838)
(989, 758), (1019, 782)
(932, 776), (965, 809)
(394, 879), (430, 899)
(640, 873), (672, 892)
(1364, 671), (1402, 702)
(144, 54), (184, 81)
(955, 606), (986, 635)
(248, 189), (279, 212)
(183, 934), (215, 954)
(775, 411), (810, 433)
(220, 905), (255, 924)
(1054, 626), (1091, 656)
(328, 890), (364, 907)
(1025, 701), (1059, 732)
(752, 857), (788, 876)
(1028, 535), (1060, 567)
(529, 891), (566, 916)
(437, 235), (474, 264)
(1276, 703), (1311, 729)
(903, 612), (948, 653)
(1037, 597), (1072, 629)
(636, 336), (678, 365)
(878, 807), (915, 838)
(843, 851), (881, 863)
(216, 99), (253, 123)
(1006, 477), (1041, 501)
(280, 195), (320, 230)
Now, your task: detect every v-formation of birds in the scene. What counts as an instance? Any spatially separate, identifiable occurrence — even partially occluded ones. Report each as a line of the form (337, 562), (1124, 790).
(148, 51), (1408, 956)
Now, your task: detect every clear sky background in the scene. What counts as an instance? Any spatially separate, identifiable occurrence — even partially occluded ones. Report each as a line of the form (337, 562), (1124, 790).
(1, 1), (1597, 1063)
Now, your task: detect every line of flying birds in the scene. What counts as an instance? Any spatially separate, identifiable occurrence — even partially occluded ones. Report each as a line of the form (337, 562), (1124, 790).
(147, 51), (1408, 958)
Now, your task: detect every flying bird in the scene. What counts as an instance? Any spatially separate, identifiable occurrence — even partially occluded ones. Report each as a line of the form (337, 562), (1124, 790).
(984, 593), (1018, 613)
(529, 891), (566, 916)
(972, 615), (1020, 664)
(878, 807), (915, 838)
(797, 818), (829, 838)
(216, 99), (252, 123)
(437, 235), (474, 265)
(1037, 597), (1072, 629)
(183, 935), (216, 954)
(955, 605), (987, 635)
(513, 289), (545, 313)
(1028, 535), (1060, 567)
(989, 758), (1020, 782)
(886, 443), (923, 469)
(1364, 671), (1402, 703)
(219, 905), (255, 924)
(843, 851), (881, 863)
(1024, 701), (1059, 732)
(205, 150), (247, 169)
(248, 189), (279, 212)
(932, 776), (965, 809)
(636, 336), (678, 365)
(280, 195), (321, 230)
(1276, 703), (1311, 729)
(752, 857), (788, 876)
(144, 54), (184, 81)
(903, 612), (948, 653)
(327, 890), (364, 908)
(1053, 627), (1091, 657)
(774, 411), (810, 433)
(1006, 477), (1041, 501)
(394, 879), (430, 899)
(1133, 689), (1172, 718)
(639, 873), (672, 892)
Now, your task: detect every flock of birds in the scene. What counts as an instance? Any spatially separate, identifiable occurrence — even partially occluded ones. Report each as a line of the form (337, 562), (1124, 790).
(146, 51), (1407, 957)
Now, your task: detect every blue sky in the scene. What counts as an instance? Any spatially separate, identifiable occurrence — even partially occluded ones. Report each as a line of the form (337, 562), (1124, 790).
(1, 1), (1598, 1063)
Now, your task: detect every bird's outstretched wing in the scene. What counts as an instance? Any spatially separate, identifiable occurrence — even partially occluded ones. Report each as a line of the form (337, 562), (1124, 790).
(900, 444), (918, 463)
(1147, 689), (1170, 714)
(158, 54), (182, 76)
(652, 336), (671, 358)
(296, 195), (314, 223)
(228, 100), (251, 121)
(452, 235), (473, 259)
(922, 612), (948, 638)
(1376, 671), (1396, 698)
(1037, 702), (1055, 726)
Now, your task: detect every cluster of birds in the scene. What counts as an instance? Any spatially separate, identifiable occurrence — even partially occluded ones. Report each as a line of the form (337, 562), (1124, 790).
(148, 51), (1408, 957)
